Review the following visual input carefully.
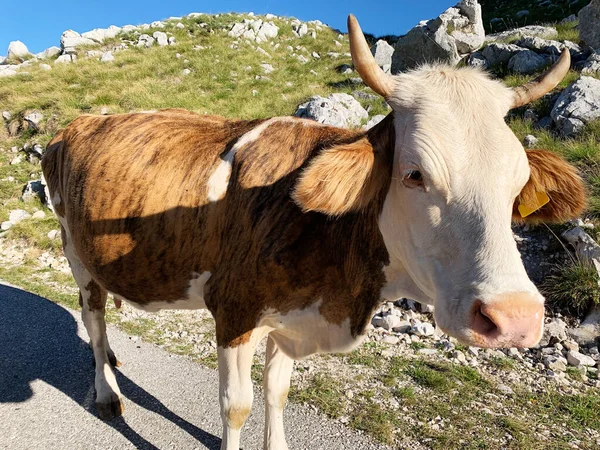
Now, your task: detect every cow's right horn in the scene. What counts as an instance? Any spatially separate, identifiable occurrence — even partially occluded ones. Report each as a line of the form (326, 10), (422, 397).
(511, 48), (571, 108)
(348, 14), (395, 99)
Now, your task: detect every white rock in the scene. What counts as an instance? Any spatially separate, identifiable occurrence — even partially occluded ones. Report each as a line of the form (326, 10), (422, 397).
(61, 30), (96, 52)
(582, 51), (600, 76)
(182, 68), (191, 75)
(39, 63), (52, 71)
(7, 41), (31, 59)
(486, 25), (558, 43)
(32, 210), (46, 220)
(523, 134), (539, 148)
(260, 63), (274, 74)
(176, 22), (185, 29)
(47, 229), (60, 240)
(1, 221), (12, 231)
(295, 93), (368, 128)
(566, 350), (597, 367)
(54, 54), (76, 64)
(153, 31), (168, 47)
(412, 322), (435, 337)
(100, 52), (115, 63)
(36, 46), (61, 60)
(551, 77), (600, 137)
(9, 209), (31, 224)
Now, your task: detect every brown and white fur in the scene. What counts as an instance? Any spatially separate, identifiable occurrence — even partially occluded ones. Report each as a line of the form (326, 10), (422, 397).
(42, 16), (585, 450)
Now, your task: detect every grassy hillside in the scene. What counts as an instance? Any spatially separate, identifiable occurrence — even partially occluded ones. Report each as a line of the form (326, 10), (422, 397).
(1, 11), (600, 450)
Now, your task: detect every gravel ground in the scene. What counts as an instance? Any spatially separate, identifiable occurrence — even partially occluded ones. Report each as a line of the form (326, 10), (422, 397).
(0, 281), (387, 450)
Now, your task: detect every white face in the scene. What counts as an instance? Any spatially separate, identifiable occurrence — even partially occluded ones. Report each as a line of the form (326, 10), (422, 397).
(379, 69), (544, 348)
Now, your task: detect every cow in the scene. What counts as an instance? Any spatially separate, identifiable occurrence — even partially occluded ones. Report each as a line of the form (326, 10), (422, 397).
(41, 15), (585, 450)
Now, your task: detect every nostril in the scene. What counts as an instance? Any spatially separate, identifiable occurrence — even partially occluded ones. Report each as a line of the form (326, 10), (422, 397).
(472, 302), (499, 336)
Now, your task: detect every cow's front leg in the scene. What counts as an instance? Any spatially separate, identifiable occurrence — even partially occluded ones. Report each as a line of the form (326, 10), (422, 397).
(217, 327), (267, 450)
(263, 335), (294, 450)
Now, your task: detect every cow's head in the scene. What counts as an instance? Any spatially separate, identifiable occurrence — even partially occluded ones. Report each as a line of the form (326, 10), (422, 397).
(294, 15), (586, 348)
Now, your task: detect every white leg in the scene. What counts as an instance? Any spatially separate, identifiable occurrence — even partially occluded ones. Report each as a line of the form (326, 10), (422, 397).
(263, 335), (294, 450)
(82, 299), (123, 419)
(218, 328), (268, 450)
(61, 220), (122, 420)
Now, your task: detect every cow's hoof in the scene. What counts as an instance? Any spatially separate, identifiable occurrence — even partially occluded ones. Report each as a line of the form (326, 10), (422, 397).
(96, 397), (124, 420)
(108, 353), (122, 368)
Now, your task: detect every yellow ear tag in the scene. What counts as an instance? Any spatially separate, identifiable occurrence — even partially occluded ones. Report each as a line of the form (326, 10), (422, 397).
(518, 191), (550, 218)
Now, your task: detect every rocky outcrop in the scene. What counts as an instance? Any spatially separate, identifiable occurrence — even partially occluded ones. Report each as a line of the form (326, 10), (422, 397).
(370, 40), (394, 73)
(551, 77), (600, 136)
(294, 93), (368, 128)
(7, 41), (31, 60)
(579, 0), (600, 49)
(392, 0), (484, 72)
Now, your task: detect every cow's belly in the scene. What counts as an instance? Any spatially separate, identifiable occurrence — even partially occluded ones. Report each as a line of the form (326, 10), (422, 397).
(110, 271), (212, 312)
(259, 300), (366, 360)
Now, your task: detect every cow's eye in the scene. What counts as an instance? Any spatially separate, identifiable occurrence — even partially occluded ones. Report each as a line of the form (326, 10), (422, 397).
(402, 169), (424, 189)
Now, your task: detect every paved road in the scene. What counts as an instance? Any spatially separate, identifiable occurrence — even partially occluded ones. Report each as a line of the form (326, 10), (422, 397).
(0, 282), (386, 450)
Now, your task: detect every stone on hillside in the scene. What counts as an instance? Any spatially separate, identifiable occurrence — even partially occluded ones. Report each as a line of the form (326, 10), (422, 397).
(516, 36), (567, 55)
(363, 115), (386, 130)
(39, 64), (52, 71)
(508, 50), (549, 74)
(24, 111), (43, 128)
(582, 51), (600, 75)
(561, 14), (577, 24)
(567, 350), (597, 367)
(392, 0), (484, 72)
(137, 34), (155, 48)
(372, 314), (402, 331)
(486, 25), (558, 43)
(293, 23), (308, 38)
(229, 20), (279, 43)
(551, 77), (600, 136)
(412, 322), (435, 337)
(36, 46), (61, 60)
(515, 10), (529, 19)
(467, 51), (488, 68)
(295, 93), (368, 128)
(481, 43), (526, 67)
(81, 26), (121, 43)
(260, 63), (274, 74)
(370, 40), (394, 72)
(8, 209), (31, 224)
(100, 51), (115, 63)
(153, 31), (168, 46)
(54, 54), (76, 64)
(523, 135), (538, 148)
(0, 66), (18, 77)
(61, 30), (97, 53)
(7, 41), (31, 60)
(579, 0), (600, 49)
(176, 22), (185, 29)
(542, 355), (567, 372)
(32, 210), (46, 220)
(539, 318), (568, 346)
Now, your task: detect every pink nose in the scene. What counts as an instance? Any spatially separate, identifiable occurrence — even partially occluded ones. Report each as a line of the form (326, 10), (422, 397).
(470, 293), (544, 348)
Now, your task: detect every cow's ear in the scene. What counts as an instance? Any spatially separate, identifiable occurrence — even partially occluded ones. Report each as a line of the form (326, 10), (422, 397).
(293, 138), (389, 216)
(513, 149), (586, 223)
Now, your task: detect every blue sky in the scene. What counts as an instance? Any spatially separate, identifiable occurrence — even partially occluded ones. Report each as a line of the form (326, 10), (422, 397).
(1, 1), (453, 55)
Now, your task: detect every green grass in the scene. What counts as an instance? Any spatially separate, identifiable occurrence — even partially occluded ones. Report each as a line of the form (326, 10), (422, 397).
(289, 374), (345, 419)
(542, 259), (600, 317)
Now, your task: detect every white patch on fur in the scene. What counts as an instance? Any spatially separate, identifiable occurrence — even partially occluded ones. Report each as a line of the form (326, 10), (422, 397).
(57, 214), (92, 301)
(206, 117), (310, 202)
(259, 300), (363, 359)
(138, 110), (158, 114)
(51, 192), (61, 208)
(112, 271), (212, 312)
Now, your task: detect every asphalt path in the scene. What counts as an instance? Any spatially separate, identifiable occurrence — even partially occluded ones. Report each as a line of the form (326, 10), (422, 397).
(0, 282), (386, 450)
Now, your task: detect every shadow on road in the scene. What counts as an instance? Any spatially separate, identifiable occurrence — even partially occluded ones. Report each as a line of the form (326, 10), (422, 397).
(0, 283), (221, 450)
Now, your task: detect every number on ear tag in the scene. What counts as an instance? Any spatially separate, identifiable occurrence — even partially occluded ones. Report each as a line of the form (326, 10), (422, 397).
(518, 191), (550, 218)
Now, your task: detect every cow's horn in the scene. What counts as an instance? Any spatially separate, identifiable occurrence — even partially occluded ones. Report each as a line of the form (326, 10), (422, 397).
(512, 49), (570, 108)
(348, 14), (395, 98)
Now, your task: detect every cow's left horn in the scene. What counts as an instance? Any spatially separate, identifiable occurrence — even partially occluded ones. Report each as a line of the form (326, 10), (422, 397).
(512, 49), (571, 108)
(348, 14), (395, 98)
